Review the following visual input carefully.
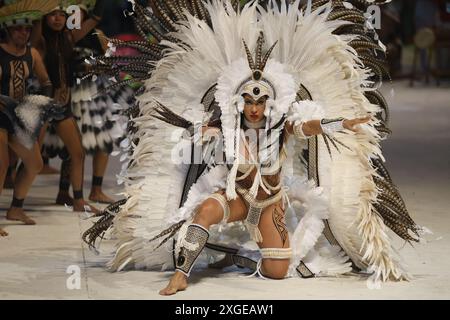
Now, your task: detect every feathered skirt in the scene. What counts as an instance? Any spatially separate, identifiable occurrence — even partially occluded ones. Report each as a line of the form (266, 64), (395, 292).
(42, 77), (134, 159)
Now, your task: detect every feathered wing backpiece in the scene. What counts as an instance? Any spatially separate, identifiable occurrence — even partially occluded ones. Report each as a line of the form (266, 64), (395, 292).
(83, 0), (424, 283)
(303, 1), (418, 282)
(83, 0), (250, 270)
(83, 0), (240, 88)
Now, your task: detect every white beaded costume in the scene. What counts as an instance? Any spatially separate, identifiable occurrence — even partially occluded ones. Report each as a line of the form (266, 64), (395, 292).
(84, 0), (425, 286)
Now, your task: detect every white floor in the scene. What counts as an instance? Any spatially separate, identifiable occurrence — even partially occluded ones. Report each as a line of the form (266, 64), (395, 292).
(1, 80), (450, 300)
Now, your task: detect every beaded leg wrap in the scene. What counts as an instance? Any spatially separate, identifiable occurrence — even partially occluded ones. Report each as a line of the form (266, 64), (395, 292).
(246, 248), (292, 279)
(207, 193), (230, 223)
(236, 185), (284, 243)
(176, 224), (209, 276)
(260, 248), (292, 260)
(246, 205), (263, 242)
(258, 248), (292, 279)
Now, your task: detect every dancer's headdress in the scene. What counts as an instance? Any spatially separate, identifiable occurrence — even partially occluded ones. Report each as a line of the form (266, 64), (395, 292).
(216, 32), (297, 199)
(237, 33), (278, 101)
(51, 0), (95, 13)
(0, 0), (59, 28)
(51, 0), (77, 12)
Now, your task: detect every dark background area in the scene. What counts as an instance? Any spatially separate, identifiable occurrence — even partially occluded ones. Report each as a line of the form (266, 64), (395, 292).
(92, 0), (450, 82)
(1, 0), (449, 82)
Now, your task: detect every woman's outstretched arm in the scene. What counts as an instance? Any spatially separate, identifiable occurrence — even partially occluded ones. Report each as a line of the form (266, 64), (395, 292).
(286, 116), (371, 137)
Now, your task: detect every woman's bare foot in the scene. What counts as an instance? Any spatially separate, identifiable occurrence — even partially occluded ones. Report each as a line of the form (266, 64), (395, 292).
(56, 192), (73, 206)
(73, 199), (100, 214)
(6, 207), (36, 225)
(159, 271), (188, 296)
(89, 190), (115, 204)
(39, 164), (60, 175)
(0, 228), (8, 237)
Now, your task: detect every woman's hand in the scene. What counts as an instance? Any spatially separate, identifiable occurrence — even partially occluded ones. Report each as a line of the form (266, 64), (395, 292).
(343, 116), (371, 133)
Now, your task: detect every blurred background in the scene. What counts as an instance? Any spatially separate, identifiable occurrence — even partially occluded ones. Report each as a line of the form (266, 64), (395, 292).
(1, 0), (449, 85)
(99, 0), (450, 85)
(374, 0), (450, 85)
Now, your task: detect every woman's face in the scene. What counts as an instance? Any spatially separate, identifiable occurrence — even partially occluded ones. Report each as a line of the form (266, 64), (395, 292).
(243, 94), (267, 123)
(7, 25), (31, 47)
(46, 10), (67, 31)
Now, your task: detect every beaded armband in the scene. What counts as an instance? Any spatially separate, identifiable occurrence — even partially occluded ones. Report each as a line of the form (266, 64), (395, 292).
(293, 122), (308, 139)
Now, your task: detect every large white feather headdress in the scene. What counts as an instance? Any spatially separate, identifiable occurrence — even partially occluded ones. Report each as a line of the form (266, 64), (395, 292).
(215, 31), (297, 199)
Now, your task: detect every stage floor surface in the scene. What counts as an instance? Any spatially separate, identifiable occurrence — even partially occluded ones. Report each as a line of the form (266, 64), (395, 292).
(1, 80), (449, 300)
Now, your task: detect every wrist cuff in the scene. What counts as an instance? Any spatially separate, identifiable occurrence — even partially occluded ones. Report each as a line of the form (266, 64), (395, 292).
(320, 118), (345, 135)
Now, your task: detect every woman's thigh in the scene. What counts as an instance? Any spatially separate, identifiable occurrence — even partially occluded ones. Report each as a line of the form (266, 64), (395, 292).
(197, 190), (248, 224)
(8, 139), (43, 172)
(258, 201), (290, 278)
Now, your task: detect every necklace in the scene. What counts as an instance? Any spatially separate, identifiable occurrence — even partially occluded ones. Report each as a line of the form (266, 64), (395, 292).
(243, 118), (265, 129)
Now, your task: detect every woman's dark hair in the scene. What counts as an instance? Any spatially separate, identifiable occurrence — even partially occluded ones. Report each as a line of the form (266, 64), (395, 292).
(0, 29), (6, 43)
(41, 15), (74, 88)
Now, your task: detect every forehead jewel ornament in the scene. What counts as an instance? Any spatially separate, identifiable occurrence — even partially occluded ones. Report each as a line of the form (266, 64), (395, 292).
(238, 32), (278, 101)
